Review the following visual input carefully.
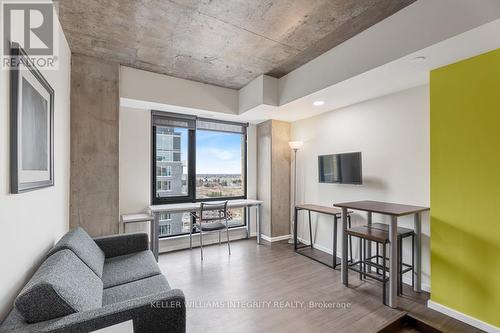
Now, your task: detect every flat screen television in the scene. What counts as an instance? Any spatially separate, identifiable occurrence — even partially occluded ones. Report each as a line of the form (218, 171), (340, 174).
(318, 152), (362, 184)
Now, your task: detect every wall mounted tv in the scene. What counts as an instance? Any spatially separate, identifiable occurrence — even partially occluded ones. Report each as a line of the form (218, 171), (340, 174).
(318, 152), (362, 185)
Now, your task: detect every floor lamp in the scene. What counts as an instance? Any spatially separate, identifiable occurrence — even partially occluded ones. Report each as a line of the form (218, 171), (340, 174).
(288, 141), (303, 244)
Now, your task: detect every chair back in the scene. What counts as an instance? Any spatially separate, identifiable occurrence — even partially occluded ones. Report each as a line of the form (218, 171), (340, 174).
(199, 201), (229, 223)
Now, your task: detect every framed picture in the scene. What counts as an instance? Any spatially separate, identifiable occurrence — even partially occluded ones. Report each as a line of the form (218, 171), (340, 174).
(10, 42), (54, 193)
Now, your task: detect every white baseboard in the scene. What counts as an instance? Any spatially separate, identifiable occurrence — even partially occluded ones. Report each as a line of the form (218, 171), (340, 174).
(427, 300), (499, 333)
(260, 234), (291, 242)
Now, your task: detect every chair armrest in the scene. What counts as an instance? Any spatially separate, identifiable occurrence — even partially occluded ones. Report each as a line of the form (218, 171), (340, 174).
(93, 233), (149, 258)
(0, 289), (186, 333)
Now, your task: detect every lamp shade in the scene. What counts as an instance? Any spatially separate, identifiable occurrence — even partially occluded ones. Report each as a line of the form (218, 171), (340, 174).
(288, 141), (303, 150)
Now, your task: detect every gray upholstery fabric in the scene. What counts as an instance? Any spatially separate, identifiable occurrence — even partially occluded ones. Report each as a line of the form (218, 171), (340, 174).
(47, 227), (105, 277)
(102, 250), (161, 288)
(103, 274), (170, 306)
(0, 289), (186, 333)
(93, 232), (149, 258)
(14, 250), (103, 323)
(0, 228), (185, 333)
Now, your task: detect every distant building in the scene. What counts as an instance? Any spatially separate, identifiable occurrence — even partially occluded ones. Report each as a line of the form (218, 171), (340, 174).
(156, 127), (185, 236)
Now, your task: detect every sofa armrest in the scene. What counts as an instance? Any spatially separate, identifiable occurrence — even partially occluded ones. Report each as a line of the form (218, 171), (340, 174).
(0, 289), (186, 333)
(93, 233), (149, 258)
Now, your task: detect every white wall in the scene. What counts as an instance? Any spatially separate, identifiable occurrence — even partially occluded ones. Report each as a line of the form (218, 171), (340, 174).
(118, 107), (258, 250)
(0, 10), (71, 320)
(120, 66), (238, 115)
(291, 86), (431, 289)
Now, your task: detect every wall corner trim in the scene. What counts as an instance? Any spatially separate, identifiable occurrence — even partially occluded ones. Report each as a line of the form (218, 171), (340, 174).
(427, 300), (500, 333)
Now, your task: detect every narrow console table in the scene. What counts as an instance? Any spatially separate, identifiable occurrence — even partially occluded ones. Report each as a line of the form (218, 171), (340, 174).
(293, 204), (352, 269)
(334, 200), (429, 309)
(149, 199), (263, 261)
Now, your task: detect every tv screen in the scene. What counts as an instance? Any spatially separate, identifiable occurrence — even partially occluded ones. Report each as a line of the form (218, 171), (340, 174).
(318, 152), (362, 184)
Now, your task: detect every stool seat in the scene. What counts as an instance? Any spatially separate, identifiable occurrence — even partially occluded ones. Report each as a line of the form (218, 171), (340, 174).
(345, 226), (389, 243)
(367, 223), (414, 237)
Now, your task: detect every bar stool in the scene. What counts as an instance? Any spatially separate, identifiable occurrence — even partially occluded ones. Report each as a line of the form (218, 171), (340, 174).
(345, 224), (415, 304)
(367, 223), (414, 295)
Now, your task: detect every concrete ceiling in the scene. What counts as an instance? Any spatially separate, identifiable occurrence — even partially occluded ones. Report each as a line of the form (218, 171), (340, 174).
(55, 0), (415, 89)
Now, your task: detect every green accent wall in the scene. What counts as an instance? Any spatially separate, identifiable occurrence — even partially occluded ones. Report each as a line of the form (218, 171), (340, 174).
(430, 48), (500, 327)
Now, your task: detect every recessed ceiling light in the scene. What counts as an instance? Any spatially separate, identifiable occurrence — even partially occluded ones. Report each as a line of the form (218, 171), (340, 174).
(313, 100), (325, 106)
(411, 56), (426, 63)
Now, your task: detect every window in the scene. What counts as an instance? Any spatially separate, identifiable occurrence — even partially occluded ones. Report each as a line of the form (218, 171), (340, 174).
(196, 130), (245, 199)
(152, 111), (248, 237)
(152, 112), (194, 202)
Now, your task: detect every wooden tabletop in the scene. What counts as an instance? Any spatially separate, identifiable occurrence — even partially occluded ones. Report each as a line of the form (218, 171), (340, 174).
(334, 200), (429, 216)
(295, 204), (345, 216)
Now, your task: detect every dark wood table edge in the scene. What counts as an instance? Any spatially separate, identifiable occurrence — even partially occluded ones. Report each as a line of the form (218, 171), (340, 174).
(333, 202), (430, 217)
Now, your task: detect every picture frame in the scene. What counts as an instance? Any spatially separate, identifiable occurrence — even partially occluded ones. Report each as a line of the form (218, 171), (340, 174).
(10, 42), (54, 193)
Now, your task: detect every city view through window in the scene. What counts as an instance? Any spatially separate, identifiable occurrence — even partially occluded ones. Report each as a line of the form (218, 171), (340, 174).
(155, 126), (245, 237)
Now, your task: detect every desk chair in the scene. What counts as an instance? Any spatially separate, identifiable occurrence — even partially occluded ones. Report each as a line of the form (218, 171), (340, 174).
(191, 201), (231, 261)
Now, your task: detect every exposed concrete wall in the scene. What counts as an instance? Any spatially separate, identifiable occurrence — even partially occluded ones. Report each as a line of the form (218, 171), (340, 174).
(270, 121), (291, 237)
(70, 54), (120, 236)
(257, 121), (272, 238)
(257, 120), (291, 239)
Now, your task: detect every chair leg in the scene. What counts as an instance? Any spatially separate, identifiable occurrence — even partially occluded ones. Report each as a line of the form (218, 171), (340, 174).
(398, 237), (402, 296)
(226, 227), (231, 255)
(363, 239), (367, 279)
(376, 243), (380, 275)
(411, 234), (415, 289)
(382, 242), (387, 305)
(200, 230), (204, 261)
(359, 238), (363, 280)
(348, 215), (353, 263)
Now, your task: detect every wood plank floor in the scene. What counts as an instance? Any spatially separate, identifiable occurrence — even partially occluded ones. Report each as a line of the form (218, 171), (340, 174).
(158, 239), (482, 333)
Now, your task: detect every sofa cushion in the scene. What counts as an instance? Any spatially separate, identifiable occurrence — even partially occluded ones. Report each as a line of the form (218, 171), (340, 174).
(102, 274), (170, 306)
(102, 250), (161, 288)
(15, 249), (103, 323)
(47, 227), (105, 277)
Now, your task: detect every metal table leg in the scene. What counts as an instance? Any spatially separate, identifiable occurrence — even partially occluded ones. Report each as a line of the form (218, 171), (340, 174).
(388, 216), (398, 308)
(414, 212), (422, 292)
(294, 207), (298, 250)
(189, 215), (193, 250)
(256, 204), (261, 244)
(341, 208), (348, 286)
(308, 210), (313, 248)
(246, 206), (251, 239)
(152, 212), (160, 261)
(367, 212), (372, 268)
(333, 215), (338, 268)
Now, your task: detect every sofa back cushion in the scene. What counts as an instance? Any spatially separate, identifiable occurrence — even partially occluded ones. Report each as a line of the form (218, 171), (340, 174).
(47, 227), (105, 277)
(15, 249), (103, 323)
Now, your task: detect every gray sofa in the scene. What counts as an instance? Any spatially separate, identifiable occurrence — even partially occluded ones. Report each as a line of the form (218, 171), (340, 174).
(0, 228), (185, 333)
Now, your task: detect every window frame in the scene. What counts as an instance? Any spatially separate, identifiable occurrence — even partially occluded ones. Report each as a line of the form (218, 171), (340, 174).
(151, 117), (196, 204)
(151, 112), (248, 206)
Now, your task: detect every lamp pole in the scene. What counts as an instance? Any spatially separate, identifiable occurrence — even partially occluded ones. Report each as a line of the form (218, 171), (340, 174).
(288, 141), (303, 244)
(288, 147), (298, 244)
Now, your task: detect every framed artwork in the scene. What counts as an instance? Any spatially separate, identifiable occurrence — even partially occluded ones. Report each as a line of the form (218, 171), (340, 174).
(10, 42), (54, 193)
